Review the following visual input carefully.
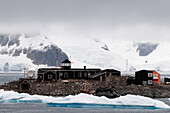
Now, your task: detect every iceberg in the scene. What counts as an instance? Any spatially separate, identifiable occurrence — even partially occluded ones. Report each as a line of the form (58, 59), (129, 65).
(0, 89), (169, 109)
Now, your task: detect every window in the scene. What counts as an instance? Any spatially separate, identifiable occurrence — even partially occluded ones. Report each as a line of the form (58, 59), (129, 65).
(148, 73), (153, 77)
(153, 74), (158, 79)
(143, 81), (147, 85)
(59, 72), (63, 77)
(148, 80), (153, 85)
(64, 72), (68, 78)
(78, 72), (82, 78)
(62, 63), (71, 66)
(48, 74), (52, 79)
(84, 72), (88, 77)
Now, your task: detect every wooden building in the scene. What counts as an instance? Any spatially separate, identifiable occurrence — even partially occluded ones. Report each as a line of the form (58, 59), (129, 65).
(89, 69), (121, 81)
(164, 78), (170, 85)
(37, 59), (121, 82)
(19, 80), (31, 90)
(127, 77), (136, 85)
(135, 70), (160, 85)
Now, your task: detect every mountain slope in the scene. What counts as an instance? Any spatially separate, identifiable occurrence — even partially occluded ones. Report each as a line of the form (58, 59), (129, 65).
(59, 38), (170, 71)
(0, 33), (169, 72)
(0, 34), (68, 71)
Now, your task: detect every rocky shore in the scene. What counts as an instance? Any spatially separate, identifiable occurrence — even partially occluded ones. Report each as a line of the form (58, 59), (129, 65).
(0, 76), (170, 98)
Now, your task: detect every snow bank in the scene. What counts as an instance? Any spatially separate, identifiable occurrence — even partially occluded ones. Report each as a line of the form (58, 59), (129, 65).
(0, 89), (169, 109)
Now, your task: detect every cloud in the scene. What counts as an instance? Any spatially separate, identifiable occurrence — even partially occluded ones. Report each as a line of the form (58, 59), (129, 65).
(0, 0), (170, 42)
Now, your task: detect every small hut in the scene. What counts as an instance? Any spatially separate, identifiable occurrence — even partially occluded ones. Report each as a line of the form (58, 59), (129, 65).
(20, 80), (31, 90)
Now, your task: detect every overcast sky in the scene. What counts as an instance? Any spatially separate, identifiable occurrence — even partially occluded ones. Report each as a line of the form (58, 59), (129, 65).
(0, 0), (170, 44)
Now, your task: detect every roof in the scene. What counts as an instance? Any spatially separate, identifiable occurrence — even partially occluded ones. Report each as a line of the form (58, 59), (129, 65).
(136, 70), (153, 72)
(102, 69), (120, 72)
(71, 68), (101, 71)
(89, 71), (105, 78)
(62, 59), (71, 63)
(38, 68), (101, 71)
(135, 70), (160, 74)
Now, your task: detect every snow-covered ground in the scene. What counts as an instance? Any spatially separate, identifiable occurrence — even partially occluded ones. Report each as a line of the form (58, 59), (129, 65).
(0, 89), (169, 109)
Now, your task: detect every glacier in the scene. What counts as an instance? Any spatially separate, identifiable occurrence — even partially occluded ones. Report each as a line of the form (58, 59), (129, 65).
(0, 89), (170, 109)
(60, 39), (170, 73)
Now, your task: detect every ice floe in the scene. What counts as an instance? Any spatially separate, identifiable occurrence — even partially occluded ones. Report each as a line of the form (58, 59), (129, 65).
(0, 89), (169, 109)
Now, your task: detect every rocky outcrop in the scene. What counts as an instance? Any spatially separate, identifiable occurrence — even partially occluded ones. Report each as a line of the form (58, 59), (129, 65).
(136, 42), (159, 56)
(27, 45), (68, 66)
(1, 76), (170, 98)
(0, 34), (68, 66)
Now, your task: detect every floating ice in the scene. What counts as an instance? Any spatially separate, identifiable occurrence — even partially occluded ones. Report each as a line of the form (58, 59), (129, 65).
(0, 89), (169, 109)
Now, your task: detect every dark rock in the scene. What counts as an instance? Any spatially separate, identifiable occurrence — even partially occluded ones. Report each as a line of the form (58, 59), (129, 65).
(2, 76), (170, 98)
(27, 45), (68, 66)
(0, 34), (69, 67)
(23, 48), (28, 54)
(0, 49), (8, 55)
(0, 34), (9, 46)
(13, 49), (22, 57)
(101, 44), (109, 51)
(8, 34), (20, 47)
(136, 42), (159, 56)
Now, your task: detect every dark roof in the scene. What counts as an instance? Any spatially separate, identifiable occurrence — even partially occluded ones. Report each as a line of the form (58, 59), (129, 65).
(89, 71), (104, 78)
(71, 68), (101, 71)
(136, 70), (154, 73)
(102, 69), (120, 72)
(38, 68), (101, 71)
(62, 59), (71, 63)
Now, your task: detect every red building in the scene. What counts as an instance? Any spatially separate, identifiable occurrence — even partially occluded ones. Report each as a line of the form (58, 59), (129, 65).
(127, 70), (161, 85)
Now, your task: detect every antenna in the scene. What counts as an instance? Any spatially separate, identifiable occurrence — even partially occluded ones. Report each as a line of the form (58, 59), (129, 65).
(126, 59), (128, 71)
(56, 48), (58, 67)
(125, 59), (128, 76)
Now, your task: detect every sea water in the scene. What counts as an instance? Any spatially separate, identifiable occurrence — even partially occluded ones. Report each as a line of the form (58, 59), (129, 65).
(0, 73), (23, 85)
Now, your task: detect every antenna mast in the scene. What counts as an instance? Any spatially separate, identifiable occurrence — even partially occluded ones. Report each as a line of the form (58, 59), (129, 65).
(56, 48), (58, 67)
(126, 59), (128, 71)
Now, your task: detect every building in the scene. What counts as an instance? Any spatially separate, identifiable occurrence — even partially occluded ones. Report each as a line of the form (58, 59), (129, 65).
(37, 59), (121, 82)
(135, 70), (160, 85)
(19, 79), (31, 90)
(127, 77), (136, 85)
(164, 78), (170, 85)
(89, 69), (121, 81)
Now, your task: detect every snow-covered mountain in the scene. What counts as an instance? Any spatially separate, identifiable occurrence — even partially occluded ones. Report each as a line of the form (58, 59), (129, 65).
(0, 34), (68, 71)
(1, 33), (170, 72)
(59, 38), (170, 72)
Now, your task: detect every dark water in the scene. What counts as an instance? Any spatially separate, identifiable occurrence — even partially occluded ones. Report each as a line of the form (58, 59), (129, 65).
(0, 73), (170, 113)
(0, 103), (170, 113)
(0, 73), (24, 85)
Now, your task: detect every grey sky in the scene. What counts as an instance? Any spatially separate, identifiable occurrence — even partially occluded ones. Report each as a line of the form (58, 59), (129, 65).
(0, 0), (170, 42)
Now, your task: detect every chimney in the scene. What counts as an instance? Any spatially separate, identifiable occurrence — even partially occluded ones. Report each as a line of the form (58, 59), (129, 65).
(84, 66), (86, 70)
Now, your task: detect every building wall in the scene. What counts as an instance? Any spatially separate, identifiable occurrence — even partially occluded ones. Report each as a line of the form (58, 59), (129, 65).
(135, 70), (160, 85)
(135, 70), (153, 85)
(153, 71), (160, 85)
(37, 69), (102, 81)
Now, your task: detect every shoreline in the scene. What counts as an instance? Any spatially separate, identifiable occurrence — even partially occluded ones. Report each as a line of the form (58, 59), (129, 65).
(0, 76), (170, 98)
